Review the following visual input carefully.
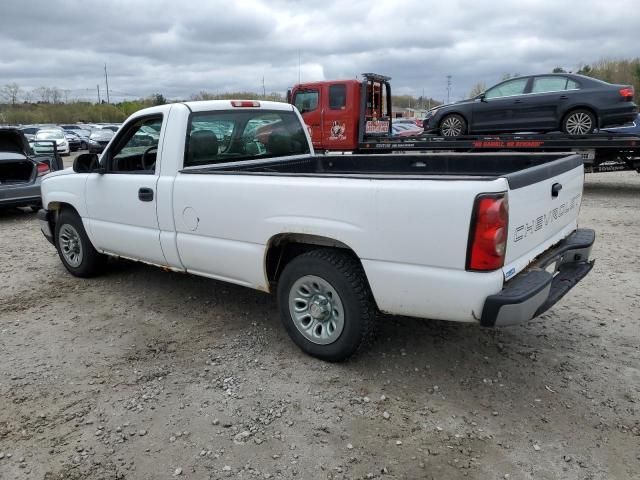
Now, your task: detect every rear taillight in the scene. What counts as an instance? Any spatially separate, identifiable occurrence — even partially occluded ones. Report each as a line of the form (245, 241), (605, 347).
(466, 193), (509, 271)
(619, 87), (634, 100)
(231, 100), (260, 107)
(36, 162), (51, 176)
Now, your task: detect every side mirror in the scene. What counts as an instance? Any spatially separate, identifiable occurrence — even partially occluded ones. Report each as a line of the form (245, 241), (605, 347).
(479, 93), (487, 102)
(73, 153), (102, 173)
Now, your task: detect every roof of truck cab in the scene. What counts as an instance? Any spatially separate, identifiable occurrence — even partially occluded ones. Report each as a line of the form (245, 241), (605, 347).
(183, 100), (295, 113)
(293, 79), (361, 89)
(125, 100), (296, 122)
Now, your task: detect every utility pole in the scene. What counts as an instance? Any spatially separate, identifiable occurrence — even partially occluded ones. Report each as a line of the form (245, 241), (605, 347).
(104, 63), (110, 104)
(97, 84), (101, 103)
(446, 75), (452, 104)
(262, 76), (266, 98)
(298, 50), (301, 84)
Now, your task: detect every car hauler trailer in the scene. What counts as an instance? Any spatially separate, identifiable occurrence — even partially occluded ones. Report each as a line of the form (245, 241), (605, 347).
(288, 73), (640, 173)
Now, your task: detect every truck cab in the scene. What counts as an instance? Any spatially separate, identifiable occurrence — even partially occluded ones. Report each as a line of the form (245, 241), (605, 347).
(289, 73), (393, 152)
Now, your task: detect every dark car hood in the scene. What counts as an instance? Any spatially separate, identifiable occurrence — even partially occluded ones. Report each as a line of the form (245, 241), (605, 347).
(0, 129), (32, 156)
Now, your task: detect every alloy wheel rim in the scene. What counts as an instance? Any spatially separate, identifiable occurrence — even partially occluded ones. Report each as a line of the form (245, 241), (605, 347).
(288, 275), (345, 345)
(566, 112), (592, 135)
(441, 116), (463, 136)
(59, 224), (83, 267)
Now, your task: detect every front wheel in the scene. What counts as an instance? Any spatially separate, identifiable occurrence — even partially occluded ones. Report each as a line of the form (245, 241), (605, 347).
(562, 109), (596, 135)
(439, 114), (467, 137)
(277, 249), (377, 362)
(55, 210), (105, 277)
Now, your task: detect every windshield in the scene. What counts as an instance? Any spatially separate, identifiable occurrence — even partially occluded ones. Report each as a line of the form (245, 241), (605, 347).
(90, 130), (114, 140)
(36, 130), (64, 140)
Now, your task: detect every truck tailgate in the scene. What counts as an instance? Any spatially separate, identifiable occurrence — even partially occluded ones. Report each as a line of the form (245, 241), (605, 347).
(502, 156), (584, 281)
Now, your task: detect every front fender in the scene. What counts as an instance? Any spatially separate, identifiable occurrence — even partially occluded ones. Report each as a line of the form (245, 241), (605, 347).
(41, 173), (89, 217)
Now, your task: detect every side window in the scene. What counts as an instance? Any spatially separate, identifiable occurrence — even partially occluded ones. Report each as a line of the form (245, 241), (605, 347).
(293, 90), (319, 113)
(532, 76), (570, 93)
(184, 110), (310, 167)
(109, 116), (162, 173)
(328, 84), (347, 110)
(566, 79), (579, 90)
(485, 78), (528, 99)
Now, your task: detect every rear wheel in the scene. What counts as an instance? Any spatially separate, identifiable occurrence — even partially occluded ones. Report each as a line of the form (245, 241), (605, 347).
(55, 210), (105, 277)
(562, 109), (596, 135)
(439, 114), (467, 137)
(277, 249), (377, 362)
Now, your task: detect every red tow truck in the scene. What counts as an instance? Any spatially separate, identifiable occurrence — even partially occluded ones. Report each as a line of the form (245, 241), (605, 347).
(287, 73), (640, 173)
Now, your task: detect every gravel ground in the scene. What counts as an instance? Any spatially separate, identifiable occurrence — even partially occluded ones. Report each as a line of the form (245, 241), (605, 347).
(0, 170), (639, 480)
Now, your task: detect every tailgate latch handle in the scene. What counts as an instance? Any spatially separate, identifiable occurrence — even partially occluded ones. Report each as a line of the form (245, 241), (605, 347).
(551, 183), (563, 198)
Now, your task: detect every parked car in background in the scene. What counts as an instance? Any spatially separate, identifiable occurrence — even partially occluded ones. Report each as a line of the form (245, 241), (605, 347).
(99, 124), (121, 132)
(64, 131), (82, 151)
(0, 128), (62, 210)
(60, 124), (83, 132)
(20, 126), (40, 141)
(391, 122), (423, 137)
(62, 127), (90, 149)
(424, 73), (637, 136)
(87, 129), (114, 153)
(33, 128), (70, 156)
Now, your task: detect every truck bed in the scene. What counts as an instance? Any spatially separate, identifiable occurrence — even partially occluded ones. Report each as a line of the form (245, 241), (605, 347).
(183, 152), (582, 187)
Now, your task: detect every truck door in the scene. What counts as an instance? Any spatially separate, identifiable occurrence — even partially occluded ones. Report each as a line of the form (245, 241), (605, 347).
(84, 114), (167, 265)
(292, 89), (322, 149)
(472, 77), (530, 132)
(321, 83), (357, 151)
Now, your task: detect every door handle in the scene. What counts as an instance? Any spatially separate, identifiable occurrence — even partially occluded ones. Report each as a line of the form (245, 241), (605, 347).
(559, 95), (568, 100)
(514, 99), (523, 104)
(138, 187), (154, 202)
(551, 183), (563, 198)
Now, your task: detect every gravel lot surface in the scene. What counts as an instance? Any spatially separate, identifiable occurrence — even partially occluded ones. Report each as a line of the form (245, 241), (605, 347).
(1, 169), (639, 480)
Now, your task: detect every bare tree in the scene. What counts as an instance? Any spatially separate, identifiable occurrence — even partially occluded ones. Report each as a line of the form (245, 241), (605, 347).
(50, 87), (62, 104)
(1, 82), (21, 105)
(469, 82), (486, 98)
(34, 86), (51, 103)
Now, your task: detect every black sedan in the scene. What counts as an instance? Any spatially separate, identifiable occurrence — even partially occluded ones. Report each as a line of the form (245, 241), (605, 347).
(424, 73), (637, 136)
(87, 129), (114, 153)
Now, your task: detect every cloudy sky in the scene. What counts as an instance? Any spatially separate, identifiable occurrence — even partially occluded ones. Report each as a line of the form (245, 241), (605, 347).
(1, 0), (638, 103)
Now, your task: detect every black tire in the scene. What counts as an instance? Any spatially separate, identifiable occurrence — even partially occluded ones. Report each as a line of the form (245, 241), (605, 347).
(55, 210), (105, 277)
(277, 249), (377, 362)
(439, 113), (467, 137)
(81, 141), (87, 150)
(562, 109), (596, 135)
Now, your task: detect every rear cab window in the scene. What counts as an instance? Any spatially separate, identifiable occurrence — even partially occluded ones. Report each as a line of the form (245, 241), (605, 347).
(184, 110), (310, 167)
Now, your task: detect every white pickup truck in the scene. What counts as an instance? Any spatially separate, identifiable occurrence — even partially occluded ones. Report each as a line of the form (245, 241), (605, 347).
(38, 100), (595, 361)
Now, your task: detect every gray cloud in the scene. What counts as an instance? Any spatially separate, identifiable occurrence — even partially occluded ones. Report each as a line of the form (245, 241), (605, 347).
(1, 0), (638, 102)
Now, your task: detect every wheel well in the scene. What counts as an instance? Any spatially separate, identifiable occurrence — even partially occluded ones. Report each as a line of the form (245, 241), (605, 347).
(264, 234), (357, 285)
(45, 202), (80, 231)
(562, 106), (599, 127)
